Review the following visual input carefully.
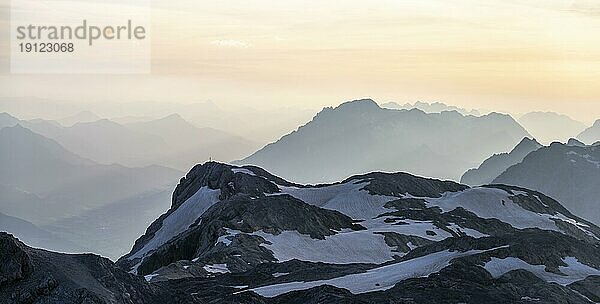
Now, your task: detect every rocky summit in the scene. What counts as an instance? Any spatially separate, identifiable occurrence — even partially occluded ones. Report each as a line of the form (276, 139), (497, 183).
(3, 162), (600, 303)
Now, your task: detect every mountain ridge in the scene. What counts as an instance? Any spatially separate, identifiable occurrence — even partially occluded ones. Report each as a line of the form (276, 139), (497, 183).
(239, 99), (530, 183)
(461, 137), (542, 186)
(493, 141), (600, 226)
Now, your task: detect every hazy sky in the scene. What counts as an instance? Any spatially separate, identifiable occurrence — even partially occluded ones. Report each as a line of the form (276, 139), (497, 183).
(1, 0), (600, 122)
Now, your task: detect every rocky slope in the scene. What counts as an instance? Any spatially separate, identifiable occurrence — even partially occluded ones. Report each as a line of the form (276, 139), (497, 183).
(461, 137), (542, 186)
(238, 99), (529, 183)
(0, 232), (179, 304)
(112, 162), (600, 303)
(493, 141), (600, 226)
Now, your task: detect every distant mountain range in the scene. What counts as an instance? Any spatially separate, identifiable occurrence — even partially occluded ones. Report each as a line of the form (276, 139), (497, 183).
(239, 99), (530, 183)
(381, 101), (482, 116)
(0, 98), (315, 143)
(578, 119), (600, 144)
(0, 125), (180, 222)
(461, 137), (542, 186)
(1, 112), (259, 171)
(0, 212), (83, 253)
(0, 124), (181, 258)
(517, 112), (587, 144)
(57, 110), (102, 126)
(123, 114), (259, 170)
(493, 141), (600, 226)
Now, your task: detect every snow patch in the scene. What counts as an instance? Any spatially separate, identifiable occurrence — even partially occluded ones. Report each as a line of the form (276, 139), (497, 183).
(254, 229), (394, 264)
(203, 264), (230, 274)
(484, 256), (600, 285)
(144, 273), (159, 282)
(232, 168), (256, 176)
(425, 188), (561, 231)
(253, 248), (495, 297)
(129, 187), (221, 260)
(216, 228), (242, 246)
(276, 181), (396, 219)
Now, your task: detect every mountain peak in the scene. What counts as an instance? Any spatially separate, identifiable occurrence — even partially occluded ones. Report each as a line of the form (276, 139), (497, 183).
(567, 138), (586, 147)
(161, 113), (185, 121)
(334, 99), (380, 111)
(515, 137), (541, 149)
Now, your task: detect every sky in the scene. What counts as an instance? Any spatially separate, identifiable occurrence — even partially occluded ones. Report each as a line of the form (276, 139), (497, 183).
(1, 0), (600, 122)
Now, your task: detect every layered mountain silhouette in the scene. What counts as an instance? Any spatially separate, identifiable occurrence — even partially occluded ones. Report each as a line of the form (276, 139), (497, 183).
(493, 141), (600, 226)
(517, 112), (587, 144)
(461, 137), (542, 186)
(57, 110), (102, 127)
(381, 101), (481, 116)
(124, 114), (259, 170)
(0, 125), (181, 257)
(0, 213), (83, 253)
(10, 113), (259, 171)
(239, 99), (530, 183)
(0, 98), (314, 143)
(578, 120), (600, 144)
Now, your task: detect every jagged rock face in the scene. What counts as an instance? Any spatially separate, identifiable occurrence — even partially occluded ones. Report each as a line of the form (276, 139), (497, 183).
(493, 142), (600, 226)
(111, 162), (600, 303)
(0, 233), (175, 304)
(0, 233), (30, 287)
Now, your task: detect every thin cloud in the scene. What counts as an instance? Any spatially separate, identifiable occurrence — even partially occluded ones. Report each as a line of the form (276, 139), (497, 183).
(209, 40), (251, 48)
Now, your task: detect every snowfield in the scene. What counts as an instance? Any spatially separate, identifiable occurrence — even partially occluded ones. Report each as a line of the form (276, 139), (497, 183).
(231, 168), (257, 176)
(423, 187), (588, 234)
(253, 229), (393, 264)
(252, 248), (502, 297)
(276, 180), (395, 219)
(484, 256), (600, 285)
(129, 187), (221, 261)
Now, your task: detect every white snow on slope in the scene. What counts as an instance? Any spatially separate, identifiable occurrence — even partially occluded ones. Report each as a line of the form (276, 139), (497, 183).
(236, 217), (482, 264)
(222, 217), (462, 264)
(204, 264), (230, 274)
(254, 230), (394, 264)
(216, 228), (242, 246)
(277, 180), (395, 219)
(144, 273), (159, 282)
(232, 168), (256, 176)
(253, 181), (493, 264)
(129, 187), (221, 260)
(425, 187), (561, 231)
(484, 256), (600, 285)
(252, 248), (497, 297)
